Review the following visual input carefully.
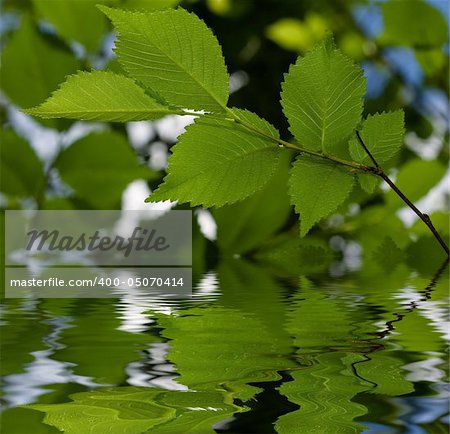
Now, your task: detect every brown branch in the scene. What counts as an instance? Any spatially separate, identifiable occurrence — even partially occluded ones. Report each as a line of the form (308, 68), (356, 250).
(355, 131), (449, 257)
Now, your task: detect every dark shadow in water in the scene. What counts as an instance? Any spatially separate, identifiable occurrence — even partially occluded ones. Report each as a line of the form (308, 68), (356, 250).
(214, 371), (299, 434)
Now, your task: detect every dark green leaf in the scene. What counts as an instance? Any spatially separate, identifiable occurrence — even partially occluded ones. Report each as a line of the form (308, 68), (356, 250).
(0, 129), (45, 198)
(281, 39), (365, 154)
(372, 237), (406, 272)
(55, 131), (155, 208)
(0, 15), (79, 112)
(32, 0), (119, 52)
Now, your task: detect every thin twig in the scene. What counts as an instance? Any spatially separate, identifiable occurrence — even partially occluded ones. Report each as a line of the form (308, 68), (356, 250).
(226, 108), (372, 172)
(355, 130), (379, 169)
(190, 107), (449, 257)
(355, 131), (449, 257)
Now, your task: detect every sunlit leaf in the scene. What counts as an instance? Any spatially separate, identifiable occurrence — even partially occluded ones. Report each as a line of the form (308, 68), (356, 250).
(380, 1), (448, 47)
(101, 6), (229, 112)
(122, 0), (181, 11)
(281, 38), (365, 154)
(32, 0), (118, 52)
(0, 14), (78, 117)
(266, 15), (327, 52)
(25, 71), (176, 122)
(372, 237), (405, 272)
(289, 156), (354, 236)
(148, 109), (280, 208)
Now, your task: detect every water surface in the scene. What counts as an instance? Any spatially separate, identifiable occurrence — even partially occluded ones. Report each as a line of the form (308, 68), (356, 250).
(1, 259), (448, 433)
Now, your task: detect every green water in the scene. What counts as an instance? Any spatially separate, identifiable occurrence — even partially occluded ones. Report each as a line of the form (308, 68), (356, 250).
(1, 259), (448, 433)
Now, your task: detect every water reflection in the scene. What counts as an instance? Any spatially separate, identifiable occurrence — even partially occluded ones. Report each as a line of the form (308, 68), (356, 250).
(1, 259), (448, 433)
(2, 316), (100, 408)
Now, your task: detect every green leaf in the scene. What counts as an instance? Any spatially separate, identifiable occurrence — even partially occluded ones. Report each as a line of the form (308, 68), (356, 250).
(411, 211), (449, 238)
(380, 0), (448, 47)
(265, 15), (328, 52)
(372, 237), (406, 272)
(281, 39), (365, 153)
(275, 285), (373, 433)
(26, 387), (243, 434)
(32, 0), (118, 52)
(148, 109), (280, 208)
(289, 156), (354, 236)
(255, 236), (333, 275)
(55, 131), (155, 208)
(350, 111), (404, 165)
(122, 0), (181, 11)
(350, 111), (404, 193)
(25, 71), (175, 122)
(386, 159), (447, 209)
(0, 129), (45, 198)
(214, 150), (292, 254)
(0, 14), (78, 111)
(144, 390), (245, 433)
(101, 6), (229, 112)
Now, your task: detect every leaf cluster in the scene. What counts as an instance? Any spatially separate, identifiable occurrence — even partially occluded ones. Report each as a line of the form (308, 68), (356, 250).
(25, 6), (407, 237)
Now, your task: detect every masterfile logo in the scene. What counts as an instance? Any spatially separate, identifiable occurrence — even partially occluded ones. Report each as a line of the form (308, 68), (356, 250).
(5, 210), (192, 266)
(25, 227), (170, 257)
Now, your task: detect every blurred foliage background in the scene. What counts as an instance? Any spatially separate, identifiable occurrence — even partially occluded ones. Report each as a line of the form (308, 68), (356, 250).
(0, 0), (449, 273)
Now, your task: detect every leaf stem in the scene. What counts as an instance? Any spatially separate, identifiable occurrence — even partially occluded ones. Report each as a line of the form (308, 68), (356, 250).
(355, 131), (449, 257)
(181, 109), (449, 256)
(223, 108), (371, 172)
